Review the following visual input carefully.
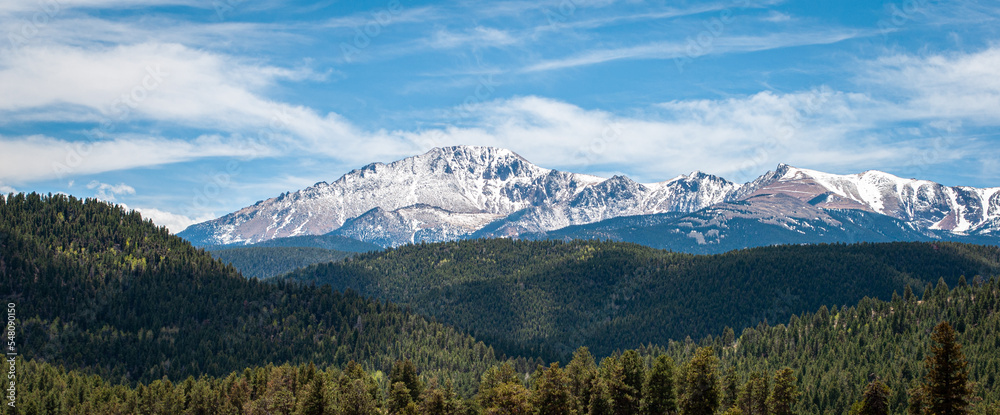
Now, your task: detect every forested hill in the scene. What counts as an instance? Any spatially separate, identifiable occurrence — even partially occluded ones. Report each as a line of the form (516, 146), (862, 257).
(0, 193), (505, 392)
(652, 273), (1000, 414)
(7, 265), (1000, 414)
(284, 238), (1000, 361)
(210, 246), (354, 279)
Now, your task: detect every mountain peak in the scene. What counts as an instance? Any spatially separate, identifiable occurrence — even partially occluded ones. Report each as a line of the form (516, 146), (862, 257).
(422, 145), (528, 162)
(178, 149), (1000, 247)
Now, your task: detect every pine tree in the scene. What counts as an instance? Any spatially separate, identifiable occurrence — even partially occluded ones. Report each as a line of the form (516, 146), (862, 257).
(924, 322), (972, 415)
(420, 377), (463, 415)
(391, 359), (423, 403)
(908, 386), (928, 415)
(567, 347), (598, 415)
(767, 368), (798, 415)
(389, 382), (418, 415)
(589, 377), (613, 415)
(478, 363), (522, 411)
(642, 354), (676, 415)
(721, 370), (739, 411)
(857, 379), (890, 415)
(530, 363), (573, 415)
(297, 374), (326, 415)
(485, 382), (532, 415)
(680, 347), (720, 415)
(340, 378), (379, 415)
(618, 350), (645, 415)
(738, 372), (768, 415)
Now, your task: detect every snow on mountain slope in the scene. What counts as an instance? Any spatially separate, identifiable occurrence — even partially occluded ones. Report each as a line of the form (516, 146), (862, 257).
(475, 172), (741, 239)
(331, 204), (503, 247)
(744, 164), (1000, 234)
(180, 146), (604, 245)
(178, 146), (1000, 247)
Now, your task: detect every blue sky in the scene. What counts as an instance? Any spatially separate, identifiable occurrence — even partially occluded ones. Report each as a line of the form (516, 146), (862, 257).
(1, 0), (999, 232)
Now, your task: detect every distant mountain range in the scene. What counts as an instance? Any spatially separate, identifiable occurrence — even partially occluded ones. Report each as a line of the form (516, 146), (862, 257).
(179, 146), (1000, 252)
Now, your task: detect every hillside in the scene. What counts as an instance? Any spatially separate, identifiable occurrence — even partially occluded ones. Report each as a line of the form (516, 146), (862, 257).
(8, 266), (1000, 414)
(210, 246), (353, 279)
(204, 233), (380, 252)
(650, 274), (1000, 414)
(284, 238), (1000, 361)
(0, 193), (503, 393)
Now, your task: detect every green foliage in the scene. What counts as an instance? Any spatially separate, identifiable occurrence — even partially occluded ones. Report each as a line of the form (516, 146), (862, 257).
(4, 192), (1000, 414)
(483, 381), (531, 415)
(642, 276), (1000, 414)
(202, 233), (380, 252)
(391, 359), (424, 404)
(530, 363), (573, 415)
(420, 377), (464, 415)
(0, 193), (500, 394)
(642, 354), (677, 415)
(737, 372), (769, 415)
(284, 238), (1000, 360)
(922, 322), (974, 415)
(210, 246), (353, 279)
(679, 347), (720, 415)
(768, 368), (798, 415)
(566, 347), (598, 414)
(855, 379), (891, 415)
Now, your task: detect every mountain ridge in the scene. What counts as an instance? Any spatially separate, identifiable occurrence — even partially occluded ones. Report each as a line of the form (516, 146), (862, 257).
(178, 145), (1000, 249)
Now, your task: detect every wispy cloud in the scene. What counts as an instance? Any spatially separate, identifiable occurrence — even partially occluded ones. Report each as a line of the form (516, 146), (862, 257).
(0, 134), (274, 184)
(862, 47), (1000, 123)
(321, 5), (441, 29)
(761, 11), (793, 22)
(521, 28), (874, 72)
(427, 27), (519, 50)
(0, 0), (205, 14)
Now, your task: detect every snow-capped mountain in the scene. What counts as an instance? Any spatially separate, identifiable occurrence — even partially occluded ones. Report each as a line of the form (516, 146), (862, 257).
(181, 146), (603, 245)
(179, 146), (1000, 248)
(474, 172), (740, 238)
(745, 164), (1000, 235)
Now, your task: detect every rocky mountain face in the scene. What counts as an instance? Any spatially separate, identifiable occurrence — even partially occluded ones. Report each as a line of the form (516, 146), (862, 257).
(179, 146), (1000, 249)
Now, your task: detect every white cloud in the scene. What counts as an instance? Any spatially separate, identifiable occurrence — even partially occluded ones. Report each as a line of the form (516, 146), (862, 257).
(0, 134), (274, 184)
(0, 43), (320, 130)
(864, 46), (1000, 123)
(86, 180), (134, 201)
(762, 11), (793, 22)
(428, 27), (518, 49)
(0, 0), (203, 14)
(321, 5), (439, 29)
(128, 206), (213, 233)
(405, 84), (982, 183)
(0, 184), (17, 194)
(522, 28), (874, 72)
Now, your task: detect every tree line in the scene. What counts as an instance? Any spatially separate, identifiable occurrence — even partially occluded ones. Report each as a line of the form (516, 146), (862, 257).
(4, 321), (984, 414)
